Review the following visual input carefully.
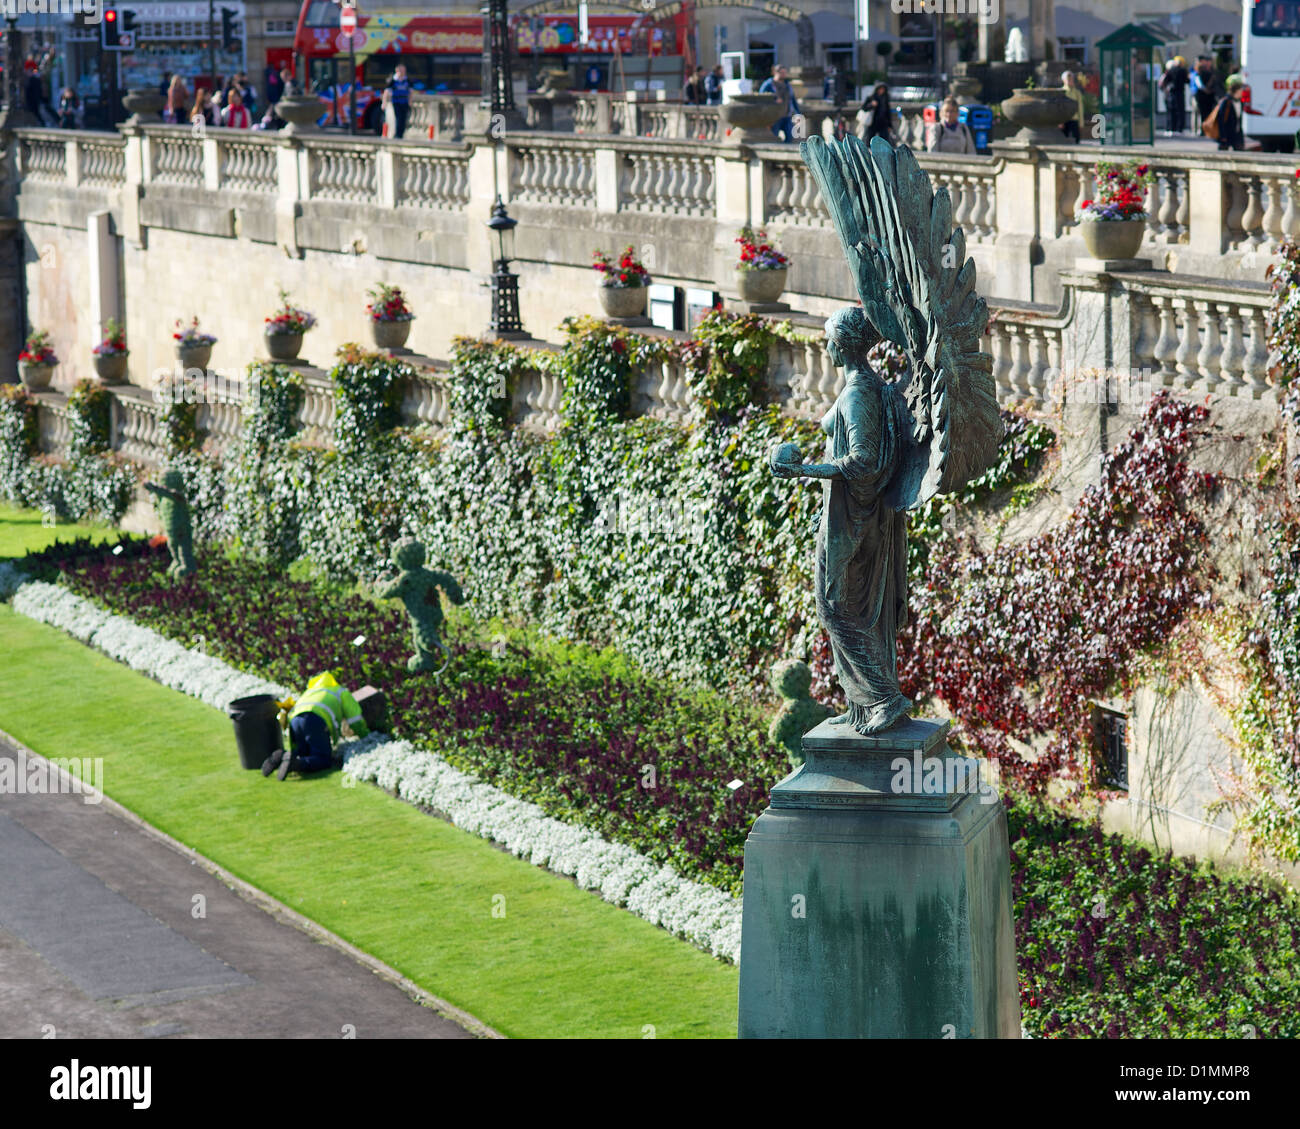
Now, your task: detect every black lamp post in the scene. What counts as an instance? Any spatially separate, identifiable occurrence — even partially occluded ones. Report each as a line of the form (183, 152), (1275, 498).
(480, 0), (515, 115)
(486, 195), (524, 337)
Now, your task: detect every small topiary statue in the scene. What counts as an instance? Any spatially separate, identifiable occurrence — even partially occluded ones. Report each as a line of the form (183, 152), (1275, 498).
(144, 468), (196, 577)
(376, 538), (465, 672)
(767, 658), (834, 768)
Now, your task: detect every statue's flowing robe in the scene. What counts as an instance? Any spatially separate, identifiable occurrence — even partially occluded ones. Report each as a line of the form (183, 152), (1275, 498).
(814, 370), (909, 721)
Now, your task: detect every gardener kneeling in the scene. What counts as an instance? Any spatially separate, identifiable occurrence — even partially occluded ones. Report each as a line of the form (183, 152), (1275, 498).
(264, 671), (370, 780)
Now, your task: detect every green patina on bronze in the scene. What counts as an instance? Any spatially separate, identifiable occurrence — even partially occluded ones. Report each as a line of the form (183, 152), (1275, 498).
(376, 538), (465, 673)
(770, 134), (1003, 735)
(767, 659), (833, 768)
(144, 469), (196, 578)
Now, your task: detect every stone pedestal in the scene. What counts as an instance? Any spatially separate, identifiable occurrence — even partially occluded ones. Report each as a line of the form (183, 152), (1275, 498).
(738, 718), (1020, 1039)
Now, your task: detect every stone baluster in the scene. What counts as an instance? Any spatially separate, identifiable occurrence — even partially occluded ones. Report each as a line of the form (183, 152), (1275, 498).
(1242, 308), (1271, 401)
(1026, 328), (1049, 403)
(1241, 176), (1266, 248)
(1173, 298), (1201, 391)
(1149, 293), (1180, 389)
(1217, 306), (1247, 397)
(1262, 175), (1287, 249)
(1282, 176), (1300, 243)
(1056, 164), (1079, 234)
(1193, 300), (1223, 394)
(1130, 294), (1158, 383)
(1224, 175), (1248, 249)
(952, 176), (975, 238)
(1009, 327), (1032, 400)
(1157, 170), (1180, 243)
(988, 326), (1013, 403)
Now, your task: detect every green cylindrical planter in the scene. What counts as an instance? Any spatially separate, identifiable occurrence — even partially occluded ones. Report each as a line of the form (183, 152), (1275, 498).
(738, 718), (1021, 1039)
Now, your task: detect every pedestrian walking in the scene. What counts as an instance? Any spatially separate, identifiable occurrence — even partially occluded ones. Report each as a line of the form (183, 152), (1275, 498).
(704, 64), (724, 106)
(386, 63), (411, 138)
(684, 66), (706, 106)
(759, 64), (800, 142)
(1158, 57), (1189, 134)
(1208, 74), (1262, 151)
(162, 75), (189, 124)
(927, 97), (974, 154)
(1191, 55), (1224, 129)
(860, 82), (893, 144)
(57, 87), (81, 129)
(1061, 70), (1085, 143)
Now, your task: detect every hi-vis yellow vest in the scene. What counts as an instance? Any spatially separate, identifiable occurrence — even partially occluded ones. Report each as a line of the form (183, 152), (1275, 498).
(288, 672), (369, 742)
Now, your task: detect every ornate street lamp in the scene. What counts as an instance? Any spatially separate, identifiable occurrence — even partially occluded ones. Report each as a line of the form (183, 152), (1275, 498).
(486, 195), (525, 338)
(480, 0), (515, 115)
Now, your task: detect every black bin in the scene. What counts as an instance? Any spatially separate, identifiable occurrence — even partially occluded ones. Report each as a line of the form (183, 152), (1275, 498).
(228, 694), (284, 770)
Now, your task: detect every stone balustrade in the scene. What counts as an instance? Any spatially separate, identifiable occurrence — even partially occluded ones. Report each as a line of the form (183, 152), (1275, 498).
(112, 388), (168, 467)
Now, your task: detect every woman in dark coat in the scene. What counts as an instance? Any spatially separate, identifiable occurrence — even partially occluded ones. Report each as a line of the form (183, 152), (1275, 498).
(771, 306), (912, 733)
(861, 83), (893, 144)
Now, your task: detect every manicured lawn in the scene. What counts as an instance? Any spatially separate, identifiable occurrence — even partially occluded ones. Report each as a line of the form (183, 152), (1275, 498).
(0, 605), (739, 1038)
(0, 504), (119, 557)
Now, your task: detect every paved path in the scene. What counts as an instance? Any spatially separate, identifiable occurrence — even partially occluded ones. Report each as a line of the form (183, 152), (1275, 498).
(0, 734), (482, 1040)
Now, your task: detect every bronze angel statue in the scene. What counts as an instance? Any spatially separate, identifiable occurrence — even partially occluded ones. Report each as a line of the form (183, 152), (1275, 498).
(770, 135), (1003, 735)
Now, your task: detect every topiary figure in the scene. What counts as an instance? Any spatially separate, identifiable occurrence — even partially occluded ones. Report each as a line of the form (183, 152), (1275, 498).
(767, 658), (834, 768)
(144, 468), (196, 577)
(376, 538), (465, 672)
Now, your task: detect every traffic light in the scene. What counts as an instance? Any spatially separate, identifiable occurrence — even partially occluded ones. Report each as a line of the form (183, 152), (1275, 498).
(221, 7), (239, 52)
(101, 8), (136, 50)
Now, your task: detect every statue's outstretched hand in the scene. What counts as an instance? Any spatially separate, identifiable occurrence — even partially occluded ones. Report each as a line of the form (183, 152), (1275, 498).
(770, 442), (803, 479)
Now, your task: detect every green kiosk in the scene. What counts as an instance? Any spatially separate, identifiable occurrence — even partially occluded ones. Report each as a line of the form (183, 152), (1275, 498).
(1097, 23), (1165, 147)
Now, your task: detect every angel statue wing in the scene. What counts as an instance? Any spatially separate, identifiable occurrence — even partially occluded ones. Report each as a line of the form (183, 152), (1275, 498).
(800, 133), (1003, 511)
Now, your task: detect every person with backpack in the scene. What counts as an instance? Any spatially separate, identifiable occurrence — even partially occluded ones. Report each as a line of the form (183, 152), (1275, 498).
(1205, 74), (1262, 150)
(927, 97), (975, 154)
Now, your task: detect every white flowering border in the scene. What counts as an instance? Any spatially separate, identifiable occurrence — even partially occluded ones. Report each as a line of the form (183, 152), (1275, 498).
(6, 573), (742, 962)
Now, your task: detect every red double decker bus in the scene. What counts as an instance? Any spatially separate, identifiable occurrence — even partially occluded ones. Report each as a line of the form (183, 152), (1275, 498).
(292, 2), (689, 131)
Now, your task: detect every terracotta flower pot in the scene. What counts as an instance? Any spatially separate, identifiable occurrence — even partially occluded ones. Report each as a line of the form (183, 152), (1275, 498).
(371, 318), (412, 351)
(598, 285), (648, 319)
(736, 267), (788, 304)
(999, 87), (1076, 144)
(19, 361), (55, 391)
(265, 330), (304, 362)
(93, 351), (128, 384)
(176, 342), (213, 371)
(1079, 218), (1146, 260)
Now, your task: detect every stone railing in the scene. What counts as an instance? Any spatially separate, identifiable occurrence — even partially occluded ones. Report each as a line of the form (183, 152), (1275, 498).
(112, 389), (168, 467)
(1120, 273), (1273, 400)
(511, 140), (597, 209)
(17, 131), (71, 182)
(217, 137), (279, 194)
(395, 148), (471, 210)
(304, 139), (379, 204)
(149, 132), (205, 187)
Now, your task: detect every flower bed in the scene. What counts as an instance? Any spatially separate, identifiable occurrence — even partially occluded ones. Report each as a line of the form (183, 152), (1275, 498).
(10, 536), (1300, 1032)
(3, 562), (744, 961)
(17, 536), (783, 897)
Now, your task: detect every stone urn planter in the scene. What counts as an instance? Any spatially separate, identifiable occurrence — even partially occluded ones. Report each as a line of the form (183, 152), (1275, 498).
(598, 285), (648, 319)
(736, 268), (788, 305)
(18, 360), (55, 391)
(93, 352), (128, 384)
(999, 87), (1076, 144)
(371, 318), (412, 351)
(722, 94), (785, 143)
(121, 87), (165, 125)
(1079, 218), (1147, 260)
(175, 342), (213, 371)
(273, 94), (323, 134)
(265, 330), (304, 362)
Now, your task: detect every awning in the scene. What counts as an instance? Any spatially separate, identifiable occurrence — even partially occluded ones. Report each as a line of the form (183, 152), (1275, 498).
(1163, 4), (1239, 39)
(749, 9), (858, 47)
(1010, 6), (1120, 41)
